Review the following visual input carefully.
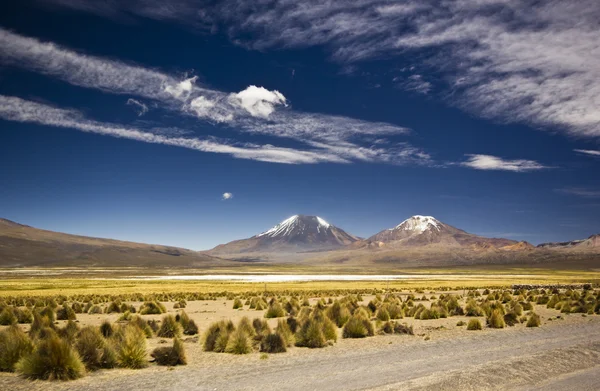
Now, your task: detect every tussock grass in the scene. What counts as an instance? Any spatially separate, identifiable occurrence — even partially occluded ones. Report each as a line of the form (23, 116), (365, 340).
(467, 319), (483, 330)
(113, 324), (148, 369)
(16, 334), (85, 380)
(75, 326), (115, 371)
(487, 310), (505, 329)
(260, 333), (287, 353)
(151, 338), (187, 366)
(0, 325), (33, 372)
(157, 315), (182, 338)
(225, 328), (252, 354)
(203, 320), (235, 352)
(0, 307), (17, 325)
(343, 312), (374, 338)
(526, 313), (541, 327)
(139, 301), (166, 315)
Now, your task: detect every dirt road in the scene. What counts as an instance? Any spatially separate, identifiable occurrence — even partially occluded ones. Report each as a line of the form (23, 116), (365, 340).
(3, 316), (599, 391)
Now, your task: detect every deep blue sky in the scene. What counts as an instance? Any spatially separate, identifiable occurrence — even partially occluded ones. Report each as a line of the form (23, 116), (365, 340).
(1, 1), (599, 249)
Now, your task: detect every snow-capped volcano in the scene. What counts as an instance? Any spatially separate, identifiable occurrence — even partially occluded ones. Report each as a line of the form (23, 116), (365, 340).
(367, 215), (516, 248)
(257, 215), (333, 238)
(210, 215), (358, 254)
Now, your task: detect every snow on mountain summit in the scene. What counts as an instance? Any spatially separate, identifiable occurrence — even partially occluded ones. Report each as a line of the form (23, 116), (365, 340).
(393, 215), (441, 233)
(257, 215), (332, 238)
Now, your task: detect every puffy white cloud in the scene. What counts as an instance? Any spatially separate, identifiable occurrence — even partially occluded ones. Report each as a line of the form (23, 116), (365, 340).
(229, 85), (287, 118)
(222, 192), (233, 200)
(461, 154), (547, 172)
(164, 76), (197, 100)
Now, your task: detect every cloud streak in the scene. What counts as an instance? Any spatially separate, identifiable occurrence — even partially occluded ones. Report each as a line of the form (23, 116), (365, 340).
(461, 154), (548, 172)
(556, 188), (600, 198)
(126, 98), (149, 116)
(574, 149), (600, 157)
(0, 95), (350, 164)
(41, 0), (600, 138)
(0, 27), (434, 166)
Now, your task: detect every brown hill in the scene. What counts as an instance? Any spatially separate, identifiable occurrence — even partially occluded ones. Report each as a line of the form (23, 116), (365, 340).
(0, 218), (229, 268)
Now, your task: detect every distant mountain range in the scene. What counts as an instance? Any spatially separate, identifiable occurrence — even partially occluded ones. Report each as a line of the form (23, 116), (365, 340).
(0, 215), (598, 268)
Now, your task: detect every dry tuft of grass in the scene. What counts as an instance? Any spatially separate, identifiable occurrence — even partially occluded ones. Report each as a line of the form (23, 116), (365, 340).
(0, 325), (33, 372)
(16, 334), (85, 380)
(151, 338), (187, 366)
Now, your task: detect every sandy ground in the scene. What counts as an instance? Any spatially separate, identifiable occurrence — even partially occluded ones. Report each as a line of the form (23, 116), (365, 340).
(1, 293), (599, 390)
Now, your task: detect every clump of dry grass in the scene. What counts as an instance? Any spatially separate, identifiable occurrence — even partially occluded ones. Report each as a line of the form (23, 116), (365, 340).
(176, 311), (198, 335)
(526, 313), (541, 327)
(487, 309), (505, 329)
(295, 309), (337, 348)
(157, 315), (182, 338)
(75, 326), (115, 371)
(225, 328), (253, 354)
(260, 333), (287, 353)
(0, 325), (33, 372)
(203, 320), (235, 352)
(16, 334), (85, 380)
(326, 301), (351, 327)
(139, 301), (166, 315)
(342, 312), (374, 339)
(0, 307), (17, 325)
(113, 324), (148, 369)
(56, 304), (77, 321)
(467, 319), (482, 330)
(151, 338), (187, 366)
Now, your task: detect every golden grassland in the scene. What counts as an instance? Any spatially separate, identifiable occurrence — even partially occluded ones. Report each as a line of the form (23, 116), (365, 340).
(0, 267), (599, 296)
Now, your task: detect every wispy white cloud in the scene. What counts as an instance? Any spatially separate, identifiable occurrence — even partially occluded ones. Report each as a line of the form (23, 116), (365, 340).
(0, 95), (348, 164)
(555, 187), (600, 198)
(0, 28), (433, 167)
(461, 154), (548, 172)
(574, 149), (600, 157)
(126, 98), (149, 116)
(222, 192), (233, 200)
(42, 0), (600, 138)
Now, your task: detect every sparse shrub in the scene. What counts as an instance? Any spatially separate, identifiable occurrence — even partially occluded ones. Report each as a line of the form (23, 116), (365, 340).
(265, 302), (286, 318)
(487, 310), (505, 329)
(151, 338), (187, 366)
(58, 320), (80, 343)
(296, 318), (326, 348)
(0, 325), (33, 372)
(326, 301), (351, 327)
(275, 319), (295, 347)
(106, 301), (121, 314)
(15, 308), (33, 324)
(252, 318), (271, 336)
(29, 311), (55, 338)
(526, 313), (541, 328)
(130, 316), (154, 338)
(176, 311), (198, 335)
(343, 313), (374, 338)
(203, 320), (234, 352)
(467, 319), (482, 330)
(139, 301), (166, 315)
(16, 334), (85, 380)
(260, 333), (286, 353)
(0, 307), (17, 325)
(157, 315), (182, 339)
(503, 311), (519, 327)
(233, 298), (244, 309)
(100, 320), (113, 338)
(376, 308), (390, 322)
(75, 326), (115, 370)
(225, 328), (252, 354)
(287, 316), (298, 333)
(113, 324), (148, 369)
(71, 302), (83, 314)
(88, 305), (103, 314)
(456, 321), (466, 326)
